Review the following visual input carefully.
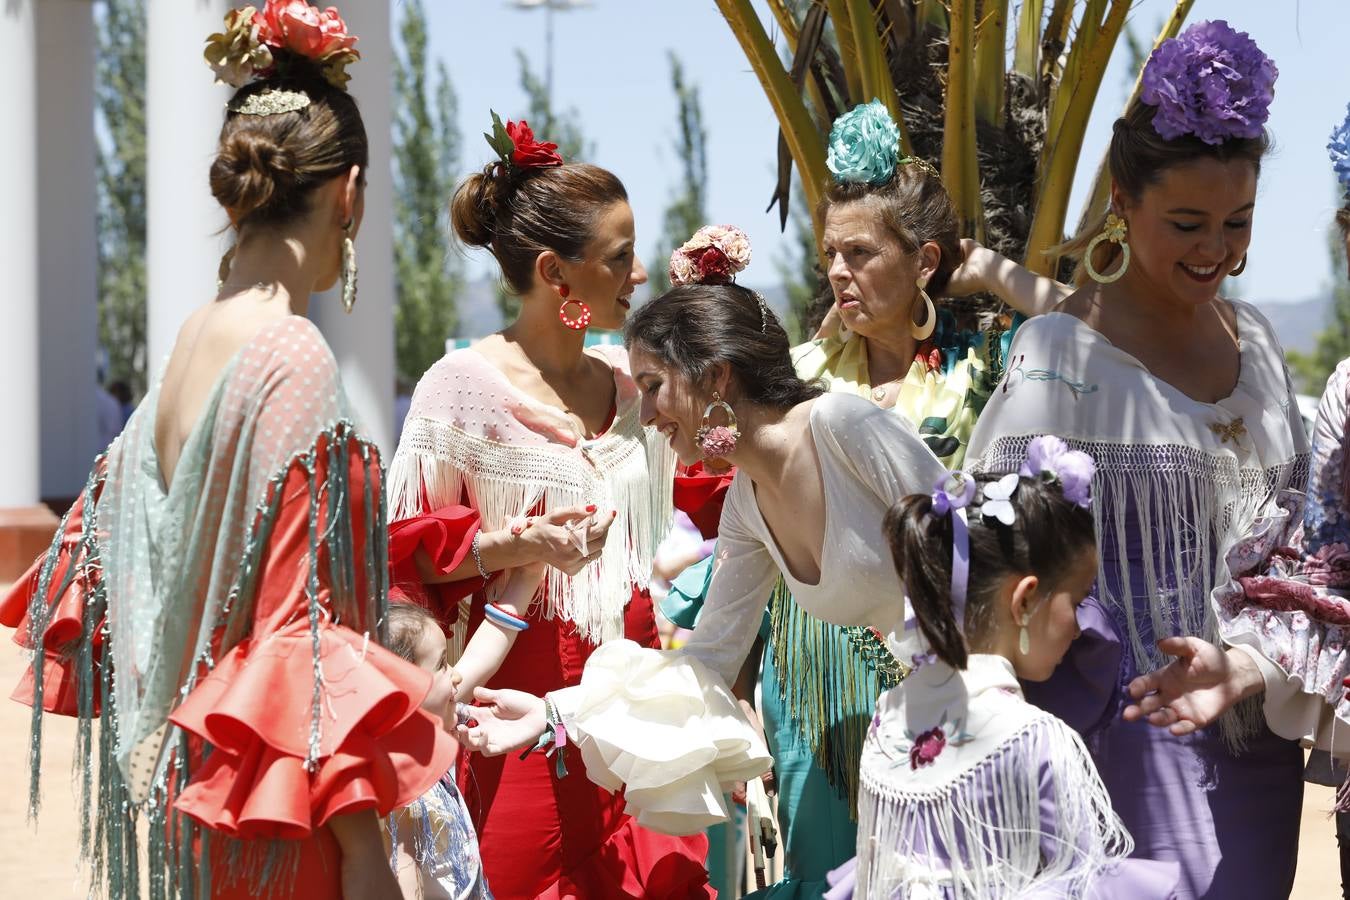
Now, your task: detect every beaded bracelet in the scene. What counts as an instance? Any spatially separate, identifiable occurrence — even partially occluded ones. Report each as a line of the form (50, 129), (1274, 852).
(484, 602), (530, 632)
(469, 530), (490, 581)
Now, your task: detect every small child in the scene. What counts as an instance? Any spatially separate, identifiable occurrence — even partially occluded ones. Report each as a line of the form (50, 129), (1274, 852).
(830, 437), (1178, 899)
(384, 600), (493, 900)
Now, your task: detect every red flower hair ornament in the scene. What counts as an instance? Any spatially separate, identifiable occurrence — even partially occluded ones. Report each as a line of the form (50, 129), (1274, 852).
(485, 110), (564, 173)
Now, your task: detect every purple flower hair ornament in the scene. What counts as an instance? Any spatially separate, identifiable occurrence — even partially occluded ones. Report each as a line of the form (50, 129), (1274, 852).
(1140, 20), (1278, 146)
(1019, 435), (1096, 510)
(1329, 103), (1350, 195)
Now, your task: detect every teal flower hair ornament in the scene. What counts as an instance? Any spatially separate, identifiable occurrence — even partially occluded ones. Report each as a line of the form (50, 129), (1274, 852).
(827, 100), (903, 185)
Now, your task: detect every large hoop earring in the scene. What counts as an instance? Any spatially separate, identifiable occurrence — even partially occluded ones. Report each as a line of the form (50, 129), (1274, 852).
(557, 284), (591, 330)
(910, 277), (936, 341)
(340, 221), (358, 314)
(1229, 254), (1247, 277)
(695, 392), (739, 473)
(1084, 213), (1130, 284)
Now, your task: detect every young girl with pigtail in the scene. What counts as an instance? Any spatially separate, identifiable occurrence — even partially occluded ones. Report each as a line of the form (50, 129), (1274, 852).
(829, 438), (1179, 899)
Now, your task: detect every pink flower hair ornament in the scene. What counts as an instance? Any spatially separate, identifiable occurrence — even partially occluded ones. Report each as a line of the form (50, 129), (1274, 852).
(669, 225), (752, 287)
(205, 1), (360, 92)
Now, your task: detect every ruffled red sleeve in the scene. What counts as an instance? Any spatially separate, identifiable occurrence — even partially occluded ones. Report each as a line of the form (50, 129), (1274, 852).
(0, 489), (104, 716)
(673, 462), (736, 540)
(388, 502), (484, 629)
(168, 435), (454, 841)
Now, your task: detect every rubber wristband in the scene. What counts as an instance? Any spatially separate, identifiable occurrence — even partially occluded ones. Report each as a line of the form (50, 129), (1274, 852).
(484, 602), (529, 632)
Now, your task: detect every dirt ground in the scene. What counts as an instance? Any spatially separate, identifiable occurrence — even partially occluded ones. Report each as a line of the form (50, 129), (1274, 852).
(0, 615), (1340, 897)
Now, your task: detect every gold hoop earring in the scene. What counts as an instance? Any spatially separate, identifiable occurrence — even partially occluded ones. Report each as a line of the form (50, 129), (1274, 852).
(1229, 254), (1247, 277)
(340, 221), (357, 314)
(1084, 213), (1130, 284)
(910, 276), (936, 341)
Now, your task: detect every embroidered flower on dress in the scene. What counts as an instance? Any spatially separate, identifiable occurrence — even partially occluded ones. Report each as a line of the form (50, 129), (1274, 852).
(909, 725), (947, 769)
(1140, 20), (1277, 146)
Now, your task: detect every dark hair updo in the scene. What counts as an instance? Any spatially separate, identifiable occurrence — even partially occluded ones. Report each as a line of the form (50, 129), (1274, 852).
(822, 162), (962, 298)
(210, 66), (369, 229)
(624, 283), (824, 410)
(450, 161), (628, 295)
(1061, 98), (1271, 282)
(883, 473), (1095, 670)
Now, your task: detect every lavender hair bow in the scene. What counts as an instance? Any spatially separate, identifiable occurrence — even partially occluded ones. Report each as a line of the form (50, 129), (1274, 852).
(931, 471), (976, 632)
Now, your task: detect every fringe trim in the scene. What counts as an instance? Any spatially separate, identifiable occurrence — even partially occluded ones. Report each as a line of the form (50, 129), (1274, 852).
(857, 715), (1132, 899)
(387, 414), (676, 644)
(766, 581), (908, 816)
(976, 435), (1309, 749)
(23, 422), (385, 898)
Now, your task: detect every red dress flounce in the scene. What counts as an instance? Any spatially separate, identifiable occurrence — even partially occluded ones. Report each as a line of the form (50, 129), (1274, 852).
(5, 440), (455, 899)
(390, 498), (714, 899)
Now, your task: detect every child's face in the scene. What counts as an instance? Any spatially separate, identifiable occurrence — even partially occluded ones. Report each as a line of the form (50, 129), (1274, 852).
(1014, 546), (1098, 682)
(412, 625), (460, 730)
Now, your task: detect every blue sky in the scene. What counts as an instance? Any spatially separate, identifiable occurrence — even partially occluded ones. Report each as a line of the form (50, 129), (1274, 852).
(422, 0), (1350, 307)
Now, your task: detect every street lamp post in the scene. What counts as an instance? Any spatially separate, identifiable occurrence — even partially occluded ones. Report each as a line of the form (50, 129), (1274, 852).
(505, 0), (590, 117)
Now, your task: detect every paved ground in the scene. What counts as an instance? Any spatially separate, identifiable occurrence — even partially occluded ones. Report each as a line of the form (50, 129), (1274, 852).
(0, 606), (1340, 897)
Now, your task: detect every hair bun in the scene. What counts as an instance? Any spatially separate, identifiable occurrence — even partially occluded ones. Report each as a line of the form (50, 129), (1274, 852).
(450, 164), (513, 248)
(210, 128), (299, 222)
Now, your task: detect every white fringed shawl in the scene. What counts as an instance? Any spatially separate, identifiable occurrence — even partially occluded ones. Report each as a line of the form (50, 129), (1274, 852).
(857, 655), (1134, 899)
(386, 344), (675, 644)
(966, 305), (1309, 742)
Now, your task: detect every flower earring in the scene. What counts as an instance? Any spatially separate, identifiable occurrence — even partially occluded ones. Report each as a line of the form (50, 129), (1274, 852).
(340, 220), (358, 314)
(910, 274), (936, 341)
(558, 284), (591, 330)
(696, 392), (739, 473)
(1084, 212), (1129, 284)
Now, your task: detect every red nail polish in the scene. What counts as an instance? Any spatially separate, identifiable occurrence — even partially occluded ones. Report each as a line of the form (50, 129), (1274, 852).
(585, 504), (597, 513)
(610, 510), (618, 517)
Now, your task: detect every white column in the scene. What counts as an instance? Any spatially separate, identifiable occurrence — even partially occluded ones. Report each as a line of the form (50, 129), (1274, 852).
(37, 0), (99, 501)
(311, 0), (395, 453)
(146, 0), (231, 367)
(0, 0), (39, 509)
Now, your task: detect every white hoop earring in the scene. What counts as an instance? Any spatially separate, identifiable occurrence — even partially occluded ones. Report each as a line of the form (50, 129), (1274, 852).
(910, 277), (936, 341)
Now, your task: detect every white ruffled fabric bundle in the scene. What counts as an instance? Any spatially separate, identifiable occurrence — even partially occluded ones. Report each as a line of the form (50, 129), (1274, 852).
(550, 639), (772, 835)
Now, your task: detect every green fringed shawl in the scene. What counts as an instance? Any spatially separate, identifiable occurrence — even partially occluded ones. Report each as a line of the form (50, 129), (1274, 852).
(766, 580), (909, 816)
(20, 318), (388, 899)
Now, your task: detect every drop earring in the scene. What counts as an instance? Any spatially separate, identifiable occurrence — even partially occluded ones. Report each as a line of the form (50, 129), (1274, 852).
(340, 220), (358, 314)
(1084, 212), (1130, 284)
(910, 275), (936, 341)
(558, 284), (592, 330)
(1018, 615), (1031, 655)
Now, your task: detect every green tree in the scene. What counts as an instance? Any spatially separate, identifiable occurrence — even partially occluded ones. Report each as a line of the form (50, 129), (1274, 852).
(393, 0), (462, 384)
(1287, 189), (1350, 393)
(497, 50), (591, 321)
(648, 53), (708, 296)
(96, 0), (148, 397)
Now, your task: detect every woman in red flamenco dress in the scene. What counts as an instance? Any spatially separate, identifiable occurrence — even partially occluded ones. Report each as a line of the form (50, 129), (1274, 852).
(1, 5), (452, 896)
(384, 116), (713, 899)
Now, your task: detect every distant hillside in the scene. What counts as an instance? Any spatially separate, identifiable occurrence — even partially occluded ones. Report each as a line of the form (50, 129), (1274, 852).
(1255, 295), (1330, 355)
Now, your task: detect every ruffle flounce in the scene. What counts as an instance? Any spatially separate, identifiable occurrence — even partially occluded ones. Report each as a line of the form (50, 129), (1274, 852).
(170, 618), (454, 840)
(536, 814), (714, 900)
(561, 638), (772, 835)
(1, 547), (104, 715)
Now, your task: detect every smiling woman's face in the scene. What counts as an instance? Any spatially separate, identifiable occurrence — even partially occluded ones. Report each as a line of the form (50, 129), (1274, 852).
(629, 344), (710, 466)
(1115, 157), (1257, 308)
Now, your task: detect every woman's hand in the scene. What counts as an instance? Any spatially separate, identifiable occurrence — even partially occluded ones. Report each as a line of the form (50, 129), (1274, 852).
(455, 686), (549, 755)
(329, 809), (401, 900)
(519, 506), (617, 576)
(945, 238), (994, 297)
(1123, 637), (1265, 735)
